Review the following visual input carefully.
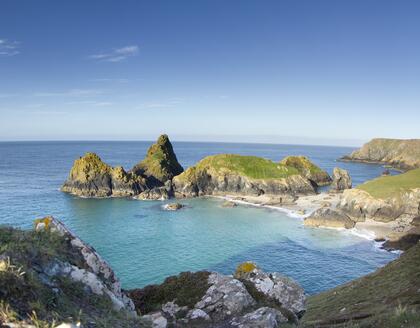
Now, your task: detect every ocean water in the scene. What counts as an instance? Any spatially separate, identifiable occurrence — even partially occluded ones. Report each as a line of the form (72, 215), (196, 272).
(0, 141), (398, 294)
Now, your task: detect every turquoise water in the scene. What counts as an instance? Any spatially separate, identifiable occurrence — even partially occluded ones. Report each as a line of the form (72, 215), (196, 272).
(0, 141), (398, 294)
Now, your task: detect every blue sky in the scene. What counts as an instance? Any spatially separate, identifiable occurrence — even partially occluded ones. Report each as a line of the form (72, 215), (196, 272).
(0, 1), (419, 145)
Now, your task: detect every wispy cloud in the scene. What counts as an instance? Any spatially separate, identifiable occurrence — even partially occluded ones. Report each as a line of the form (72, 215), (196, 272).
(33, 89), (103, 97)
(137, 98), (183, 109)
(0, 39), (20, 56)
(90, 78), (129, 83)
(64, 100), (113, 107)
(89, 45), (139, 62)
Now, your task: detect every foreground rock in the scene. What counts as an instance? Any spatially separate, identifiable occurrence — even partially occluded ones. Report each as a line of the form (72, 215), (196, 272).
(132, 134), (184, 187)
(302, 241), (420, 327)
(0, 217), (144, 327)
(330, 167), (352, 191)
(173, 154), (317, 198)
(279, 156), (332, 187)
(164, 202), (185, 211)
(304, 208), (355, 229)
(61, 152), (146, 197)
(128, 262), (305, 327)
(341, 138), (420, 170)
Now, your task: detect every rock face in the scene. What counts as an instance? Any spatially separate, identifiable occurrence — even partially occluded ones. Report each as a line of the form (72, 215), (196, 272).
(234, 262), (306, 319)
(338, 188), (420, 223)
(128, 263), (306, 327)
(330, 167), (352, 191)
(280, 156), (332, 187)
(172, 154), (316, 198)
(132, 134), (184, 187)
(304, 208), (355, 229)
(341, 138), (420, 170)
(61, 152), (146, 197)
(164, 202), (185, 211)
(0, 217), (143, 327)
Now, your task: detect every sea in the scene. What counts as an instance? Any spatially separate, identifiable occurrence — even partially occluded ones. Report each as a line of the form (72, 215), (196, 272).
(0, 141), (398, 294)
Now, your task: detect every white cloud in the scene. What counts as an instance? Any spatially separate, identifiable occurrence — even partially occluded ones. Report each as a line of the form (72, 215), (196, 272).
(89, 45), (139, 62)
(0, 39), (20, 56)
(65, 100), (112, 107)
(34, 89), (103, 97)
(137, 99), (183, 109)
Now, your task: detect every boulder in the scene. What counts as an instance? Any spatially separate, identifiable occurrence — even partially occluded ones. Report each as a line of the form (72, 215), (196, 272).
(233, 262), (305, 318)
(304, 208), (355, 229)
(61, 153), (145, 197)
(164, 203), (185, 211)
(381, 227), (420, 251)
(132, 134), (184, 187)
(221, 201), (238, 208)
(280, 156), (332, 187)
(230, 307), (287, 327)
(330, 167), (352, 192)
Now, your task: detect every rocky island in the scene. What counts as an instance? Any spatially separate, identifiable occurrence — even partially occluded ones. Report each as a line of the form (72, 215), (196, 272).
(62, 136), (333, 200)
(61, 134), (184, 199)
(1, 217), (419, 327)
(341, 138), (420, 171)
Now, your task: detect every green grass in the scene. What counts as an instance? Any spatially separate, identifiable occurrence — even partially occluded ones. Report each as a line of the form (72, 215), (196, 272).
(357, 168), (420, 199)
(301, 242), (420, 327)
(193, 154), (300, 180)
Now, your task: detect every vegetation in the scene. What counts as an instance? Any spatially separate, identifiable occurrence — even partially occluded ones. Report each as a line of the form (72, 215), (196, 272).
(0, 226), (146, 327)
(301, 242), (420, 327)
(69, 152), (112, 182)
(279, 156), (323, 175)
(184, 154), (301, 180)
(357, 168), (420, 199)
(128, 271), (211, 315)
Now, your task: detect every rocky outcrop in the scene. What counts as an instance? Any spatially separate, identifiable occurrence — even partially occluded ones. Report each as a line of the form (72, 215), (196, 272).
(164, 203), (185, 211)
(0, 217), (143, 327)
(132, 134), (184, 187)
(61, 152), (146, 197)
(330, 167), (352, 192)
(172, 154), (316, 198)
(280, 156), (332, 187)
(338, 188), (420, 223)
(341, 138), (420, 170)
(304, 208), (355, 229)
(128, 262), (305, 327)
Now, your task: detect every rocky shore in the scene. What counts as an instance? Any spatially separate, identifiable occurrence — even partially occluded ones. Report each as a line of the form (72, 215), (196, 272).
(1, 217), (418, 327)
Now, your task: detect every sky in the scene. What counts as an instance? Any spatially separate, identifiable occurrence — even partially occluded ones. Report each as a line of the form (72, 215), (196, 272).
(0, 0), (419, 146)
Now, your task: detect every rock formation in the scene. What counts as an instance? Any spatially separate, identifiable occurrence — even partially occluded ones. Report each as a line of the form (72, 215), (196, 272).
(304, 208), (355, 229)
(280, 156), (332, 187)
(132, 134), (184, 187)
(172, 154), (317, 198)
(61, 152), (146, 197)
(341, 138), (420, 170)
(128, 262), (305, 327)
(330, 167), (352, 191)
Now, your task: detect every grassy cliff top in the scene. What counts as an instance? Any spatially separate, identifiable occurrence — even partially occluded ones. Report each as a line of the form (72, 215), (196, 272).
(302, 242), (420, 327)
(183, 154), (301, 180)
(357, 168), (420, 199)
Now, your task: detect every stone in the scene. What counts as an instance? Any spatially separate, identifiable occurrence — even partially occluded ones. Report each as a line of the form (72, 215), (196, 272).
(304, 208), (355, 229)
(221, 201), (238, 208)
(230, 307), (287, 328)
(142, 312), (168, 328)
(164, 203), (185, 211)
(233, 262), (305, 317)
(330, 167), (352, 191)
(193, 272), (256, 321)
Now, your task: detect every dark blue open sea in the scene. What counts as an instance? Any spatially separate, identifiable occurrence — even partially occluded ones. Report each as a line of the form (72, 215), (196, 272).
(0, 141), (398, 294)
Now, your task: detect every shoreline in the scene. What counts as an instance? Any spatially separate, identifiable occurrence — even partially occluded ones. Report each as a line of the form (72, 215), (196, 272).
(214, 192), (407, 246)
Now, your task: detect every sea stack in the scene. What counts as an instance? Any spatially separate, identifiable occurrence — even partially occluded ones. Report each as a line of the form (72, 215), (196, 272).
(132, 134), (184, 187)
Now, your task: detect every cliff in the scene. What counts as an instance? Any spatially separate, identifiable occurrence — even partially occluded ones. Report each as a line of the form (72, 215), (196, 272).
(0, 217), (146, 327)
(172, 154), (316, 198)
(341, 138), (420, 171)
